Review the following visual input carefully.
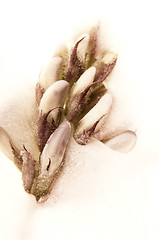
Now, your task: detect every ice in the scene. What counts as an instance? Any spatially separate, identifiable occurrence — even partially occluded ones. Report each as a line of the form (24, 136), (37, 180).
(0, 2), (159, 240)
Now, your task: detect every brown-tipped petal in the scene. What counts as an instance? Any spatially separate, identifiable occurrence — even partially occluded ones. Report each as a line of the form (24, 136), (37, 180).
(40, 121), (71, 177)
(0, 127), (15, 160)
(104, 130), (137, 153)
(65, 35), (89, 83)
(94, 52), (117, 83)
(39, 80), (69, 123)
(21, 147), (36, 193)
(75, 120), (100, 145)
(75, 93), (113, 139)
(38, 56), (63, 90)
(102, 52), (117, 64)
(38, 109), (56, 152)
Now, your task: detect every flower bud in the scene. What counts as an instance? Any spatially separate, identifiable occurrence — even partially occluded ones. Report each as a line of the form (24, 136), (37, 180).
(39, 80), (69, 123)
(72, 66), (96, 95)
(38, 56), (63, 90)
(76, 34), (90, 63)
(65, 34), (90, 83)
(40, 121), (71, 176)
(94, 51), (117, 83)
(32, 121), (71, 201)
(0, 127), (23, 170)
(104, 130), (137, 153)
(66, 67), (96, 121)
(75, 93), (113, 145)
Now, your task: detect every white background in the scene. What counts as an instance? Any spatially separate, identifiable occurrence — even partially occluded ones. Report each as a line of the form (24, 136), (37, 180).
(0, 0), (159, 239)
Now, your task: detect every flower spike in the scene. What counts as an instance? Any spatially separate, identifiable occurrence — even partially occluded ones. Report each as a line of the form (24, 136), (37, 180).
(0, 25), (137, 201)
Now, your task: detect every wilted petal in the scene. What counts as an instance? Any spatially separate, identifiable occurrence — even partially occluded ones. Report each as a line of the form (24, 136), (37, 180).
(38, 56), (63, 90)
(104, 130), (137, 153)
(39, 80), (69, 123)
(75, 93), (113, 144)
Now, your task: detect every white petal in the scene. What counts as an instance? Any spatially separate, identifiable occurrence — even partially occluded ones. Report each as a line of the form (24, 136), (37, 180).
(76, 34), (90, 62)
(104, 130), (137, 153)
(76, 93), (113, 135)
(72, 66), (96, 95)
(39, 80), (69, 122)
(40, 121), (71, 176)
(38, 56), (63, 90)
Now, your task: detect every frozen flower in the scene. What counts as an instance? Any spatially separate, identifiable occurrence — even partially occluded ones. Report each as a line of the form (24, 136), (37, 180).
(0, 26), (137, 202)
